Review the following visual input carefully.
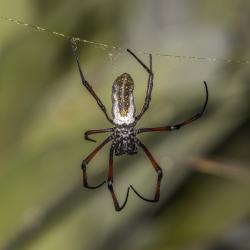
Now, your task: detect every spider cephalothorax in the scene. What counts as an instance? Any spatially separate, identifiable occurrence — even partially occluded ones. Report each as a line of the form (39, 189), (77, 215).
(71, 38), (209, 211)
(112, 126), (138, 156)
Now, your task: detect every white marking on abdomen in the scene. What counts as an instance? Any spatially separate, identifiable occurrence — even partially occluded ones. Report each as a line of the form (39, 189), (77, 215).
(112, 94), (135, 125)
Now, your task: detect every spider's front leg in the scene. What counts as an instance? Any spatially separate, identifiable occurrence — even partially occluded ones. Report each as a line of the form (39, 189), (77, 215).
(107, 146), (130, 211)
(130, 139), (163, 202)
(84, 128), (114, 143)
(82, 136), (112, 189)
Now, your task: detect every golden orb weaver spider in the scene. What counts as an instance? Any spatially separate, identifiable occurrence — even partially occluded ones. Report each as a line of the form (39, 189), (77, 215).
(70, 39), (208, 212)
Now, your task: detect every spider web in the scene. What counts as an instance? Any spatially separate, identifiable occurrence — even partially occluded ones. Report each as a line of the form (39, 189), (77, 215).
(1, 16), (250, 66)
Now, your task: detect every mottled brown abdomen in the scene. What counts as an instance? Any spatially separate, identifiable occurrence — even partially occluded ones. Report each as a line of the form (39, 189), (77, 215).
(112, 73), (136, 125)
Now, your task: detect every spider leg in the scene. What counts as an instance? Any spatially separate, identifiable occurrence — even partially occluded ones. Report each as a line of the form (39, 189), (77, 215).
(107, 146), (130, 211)
(137, 81), (208, 134)
(85, 128), (114, 143)
(127, 49), (152, 74)
(130, 139), (163, 202)
(71, 38), (114, 124)
(82, 136), (112, 189)
(127, 49), (153, 122)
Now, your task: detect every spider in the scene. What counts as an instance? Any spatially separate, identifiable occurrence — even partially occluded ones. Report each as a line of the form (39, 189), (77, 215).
(70, 39), (208, 211)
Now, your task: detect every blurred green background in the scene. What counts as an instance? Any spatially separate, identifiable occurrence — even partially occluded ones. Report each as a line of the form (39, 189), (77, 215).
(0, 0), (250, 250)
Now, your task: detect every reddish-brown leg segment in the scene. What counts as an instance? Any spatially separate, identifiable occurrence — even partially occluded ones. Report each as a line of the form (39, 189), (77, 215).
(130, 139), (163, 202)
(107, 146), (130, 211)
(82, 136), (112, 189)
(137, 81), (208, 134)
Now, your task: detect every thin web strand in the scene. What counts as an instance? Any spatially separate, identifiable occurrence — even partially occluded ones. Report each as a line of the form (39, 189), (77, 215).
(1, 16), (250, 65)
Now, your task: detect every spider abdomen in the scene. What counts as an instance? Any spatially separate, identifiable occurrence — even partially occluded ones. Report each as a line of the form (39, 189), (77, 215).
(112, 126), (138, 156)
(112, 73), (136, 125)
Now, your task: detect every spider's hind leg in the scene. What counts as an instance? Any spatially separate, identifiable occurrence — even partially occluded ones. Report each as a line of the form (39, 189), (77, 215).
(70, 38), (114, 124)
(127, 49), (153, 121)
(130, 139), (163, 202)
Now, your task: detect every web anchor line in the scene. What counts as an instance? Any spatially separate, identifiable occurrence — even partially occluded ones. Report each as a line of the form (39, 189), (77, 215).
(1, 16), (250, 65)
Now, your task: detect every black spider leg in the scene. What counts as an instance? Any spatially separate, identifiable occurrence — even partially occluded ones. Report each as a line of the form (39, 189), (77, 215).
(130, 139), (163, 202)
(82, 136), (112, 189)
(137, 81), (209, 134)
(71, 38), (114, 124)
(107, 146), (130, 211)
(127, 49), (153, 122)
(85, 128), (114, 143)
